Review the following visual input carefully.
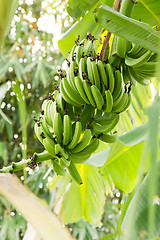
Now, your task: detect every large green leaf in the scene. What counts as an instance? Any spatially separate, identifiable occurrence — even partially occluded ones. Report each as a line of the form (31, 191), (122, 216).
(119, 123), (148, 146)
(132, 1), (159, 27)
(67, 0), (114, 19)
(86, 118), (151, 168)
(141, 0), (160, 24)
(95, 3), (160, 52)
(85, 149), (110, 167)
(0, 173), (73, 240)
(104, 141), (145, 193)
(67, 0), (159, 27)
(0, 0), (19, 52)
(147, 96), (160, 236)
(56, 164), (105, 226)
(120, 161), (160, 240)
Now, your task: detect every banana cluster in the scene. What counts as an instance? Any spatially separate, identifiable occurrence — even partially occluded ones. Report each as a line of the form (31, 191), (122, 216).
(115, 37), (157, 86)
(60, 33), (131, 114)
(35, 33), (152, 184)
(34, 88), (119, 184)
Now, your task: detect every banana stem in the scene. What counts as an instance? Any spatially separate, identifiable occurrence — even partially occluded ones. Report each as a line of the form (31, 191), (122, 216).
(0, 151), (52, 173)
(119, 0), (136, 17)
(100, 0), (122, 62)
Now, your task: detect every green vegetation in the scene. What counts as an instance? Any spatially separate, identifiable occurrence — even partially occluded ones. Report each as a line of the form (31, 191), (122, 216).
(0, 0), (160, 239)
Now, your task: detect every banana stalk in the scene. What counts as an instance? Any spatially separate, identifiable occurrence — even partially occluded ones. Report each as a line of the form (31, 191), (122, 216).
(0, 151), (52, 173)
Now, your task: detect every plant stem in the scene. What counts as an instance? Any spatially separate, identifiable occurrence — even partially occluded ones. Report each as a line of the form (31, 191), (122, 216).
(0, 151), (52, 173)
(100, 0), (122, 62)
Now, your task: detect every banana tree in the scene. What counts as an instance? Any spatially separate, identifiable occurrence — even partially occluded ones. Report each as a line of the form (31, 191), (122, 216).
(0, 0), (160, 239)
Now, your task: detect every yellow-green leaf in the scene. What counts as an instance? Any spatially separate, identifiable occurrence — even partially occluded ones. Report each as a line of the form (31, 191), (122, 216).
(0, 173), (73, 240)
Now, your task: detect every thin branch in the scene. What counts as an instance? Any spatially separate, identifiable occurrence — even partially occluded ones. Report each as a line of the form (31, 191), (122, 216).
(100, 0), (122, 62)
(0, 151), (52, 173)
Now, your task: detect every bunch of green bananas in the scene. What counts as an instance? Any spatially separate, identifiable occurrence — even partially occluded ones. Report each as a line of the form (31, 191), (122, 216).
(60, 33), (132, 115)
(34, 32), (155, 184)
(112, 36), (157, 86)
(34, 87), (119, 184)
(122, 44), (157, 86)
(108, 0), (157, 87)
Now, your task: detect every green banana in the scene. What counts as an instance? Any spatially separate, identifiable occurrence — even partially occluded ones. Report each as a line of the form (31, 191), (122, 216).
(54, 89), (60, 101)
(52, 160), (66, 176)
(45, 100), (53, 127)
(97, 59), (108, 89)
(70, 128), (92, 153)
(112, 88), (124, 106)
(98, 132), (118, 143)
(82, 80), (96, 107)
(69, 138), (99, 159)
(104, 90), (113, 113)
(67, 60), (77, 90)
(111, 92), (128, 113)
(69, 154), (91, 164)
(125, 66), (137, 86)
(133, 47), (148, 58)
(68, 43), (76, 62)
(60, 78), (81, 107)
(105, 63), (115, 93)
(56, 93), (65, 115)
(94, 113), (116, 126)
(88, 41), (96, 56)
(67, 160), (83, 184)
(34, 123), (44, 144)
(79, 56), (87, 81)
(122, 64), (130, 84)
(75, 44), (81, 65)
(112, 70), (123, 100)
(40, 116), (53, 139)
(91, 114), (120, 134)
(62, 77), (86, 106)
(43, 137), (56, 157)
(53, 112), (63, 144)
(41, 99), (48, 113)
(75, 76), (90, 104)
(122, 93), (131, 112)
(135, 70), (152, 81)
(63, 114), (72, 146)
(134, 62), (156, 72)
(125, 50), (152, 68)
(127, 44), (143, 58)
(59, 157), (70, 168)
(55, 143), (68, 159)
(91, 85), (104, 110)
(117, 37), (128, 58)
(128, 67), (150, 85)
(91, 60), (101, 90)
(83, 38), (96, 57)
(148, 53), (157, 62)
(49, 100), (57, 127)
(67, 121), (82, 149)
(86, 57), (94, 84)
